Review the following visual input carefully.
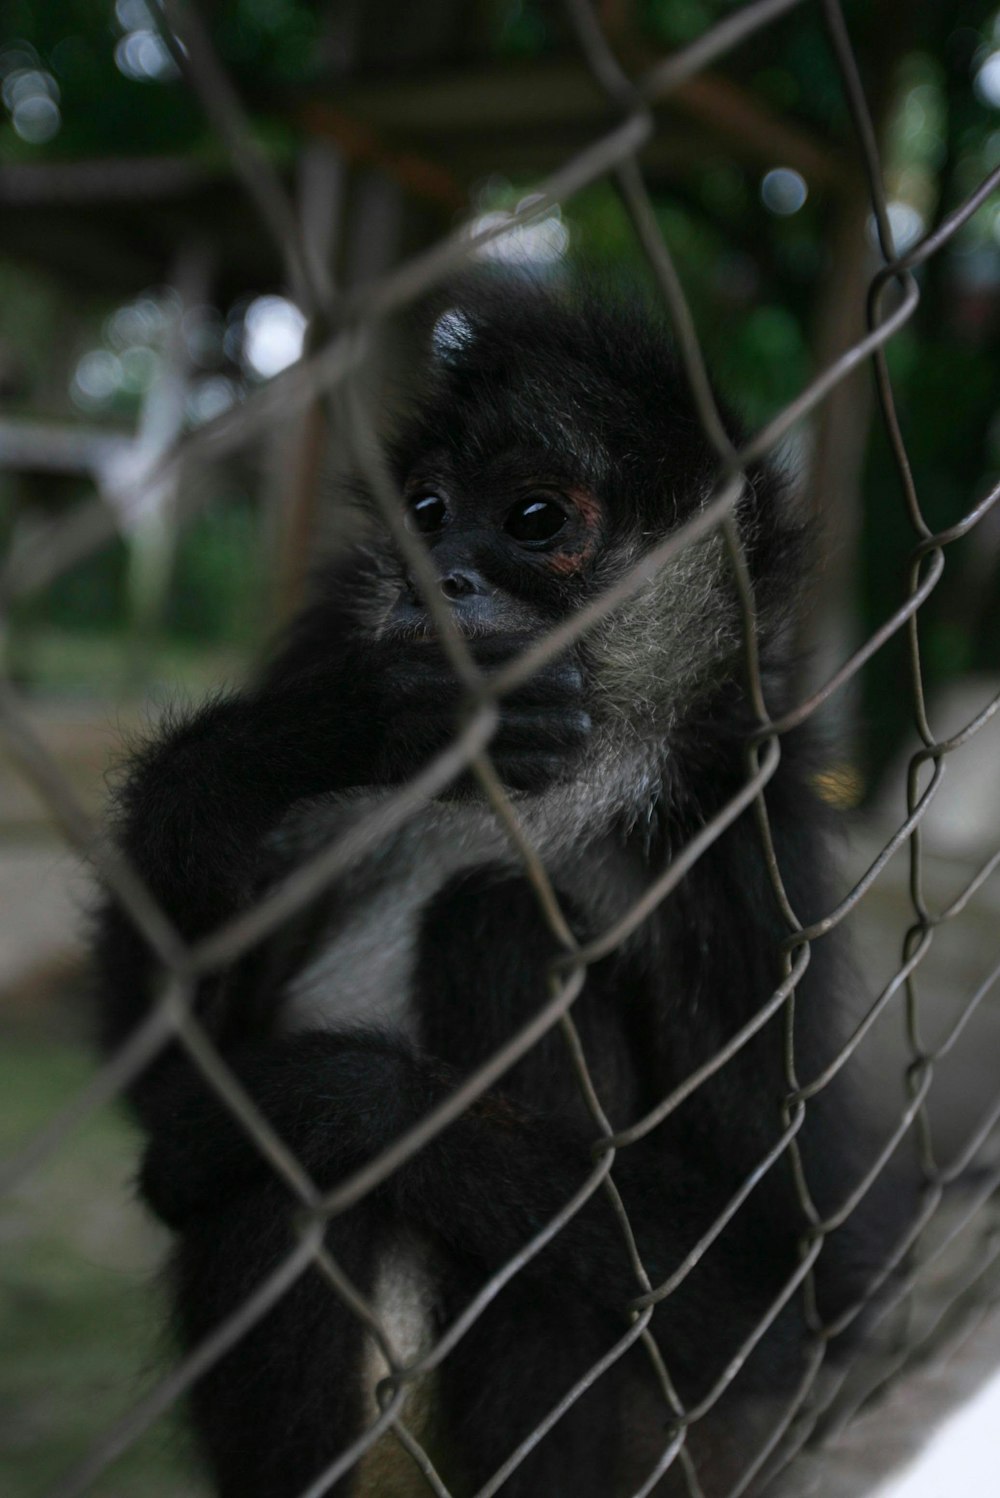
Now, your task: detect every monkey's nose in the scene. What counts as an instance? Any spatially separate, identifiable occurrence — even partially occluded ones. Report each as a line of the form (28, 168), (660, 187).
(438, 571), (483, 601)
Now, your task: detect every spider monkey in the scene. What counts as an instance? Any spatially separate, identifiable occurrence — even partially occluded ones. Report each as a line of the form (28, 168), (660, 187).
(96, 277), (901, 1497)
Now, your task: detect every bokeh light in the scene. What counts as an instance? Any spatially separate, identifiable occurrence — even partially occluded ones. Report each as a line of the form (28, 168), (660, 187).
(242, 296), (307, 378)
(760, 167), (808, 216)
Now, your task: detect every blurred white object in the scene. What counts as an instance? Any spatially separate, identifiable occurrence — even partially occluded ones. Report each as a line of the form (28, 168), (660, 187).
(876, 675), (1000, 859)
(870, 1360), (1000, 1497)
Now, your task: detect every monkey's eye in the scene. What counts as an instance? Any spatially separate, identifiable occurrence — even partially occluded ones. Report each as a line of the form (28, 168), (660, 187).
(504, 496), (568, 545)
(406, 493), (448, 534)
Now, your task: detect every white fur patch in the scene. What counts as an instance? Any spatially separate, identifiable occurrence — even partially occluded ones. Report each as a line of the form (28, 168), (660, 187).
(352, 1240), (440, 1495)
(279, 755), (655, 1036)
(588, 528), (738, 732)
(431, 307), (475, 361)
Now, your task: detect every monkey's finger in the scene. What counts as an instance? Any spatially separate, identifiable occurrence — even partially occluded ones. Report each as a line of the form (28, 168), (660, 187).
(380, 639), (584, 706)
(380, 652), (463, 693)
(471, 636), (583, 686)
(503, 662), (585, 708)
(494, 706), (592, 752)
(489, 751), (576, 793)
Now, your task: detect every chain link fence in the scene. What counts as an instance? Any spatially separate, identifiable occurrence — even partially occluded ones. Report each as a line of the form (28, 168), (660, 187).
(2, 0), (1000, 1494)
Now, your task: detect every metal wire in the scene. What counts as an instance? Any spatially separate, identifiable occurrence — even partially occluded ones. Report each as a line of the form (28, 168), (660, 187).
(1, 1), (999, 1496)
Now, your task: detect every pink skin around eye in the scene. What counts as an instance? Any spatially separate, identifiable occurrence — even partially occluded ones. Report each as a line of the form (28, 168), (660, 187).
(546, 486), (602, 576)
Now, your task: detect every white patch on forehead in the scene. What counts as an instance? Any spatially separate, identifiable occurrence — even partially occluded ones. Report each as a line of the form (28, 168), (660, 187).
(431, 307), (475, 362)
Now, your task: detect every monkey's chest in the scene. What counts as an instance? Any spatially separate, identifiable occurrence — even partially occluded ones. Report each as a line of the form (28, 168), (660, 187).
(277, 795), (508, 1036)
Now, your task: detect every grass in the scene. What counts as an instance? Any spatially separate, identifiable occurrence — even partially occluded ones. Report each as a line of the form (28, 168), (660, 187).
(0, 1031), (209, 1497)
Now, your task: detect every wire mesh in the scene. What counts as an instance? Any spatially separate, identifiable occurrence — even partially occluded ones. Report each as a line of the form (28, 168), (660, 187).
(2, 1), (1000, 1496)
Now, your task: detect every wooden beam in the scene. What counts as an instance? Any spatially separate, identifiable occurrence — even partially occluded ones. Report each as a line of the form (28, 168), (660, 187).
(296, 57), (854, 192)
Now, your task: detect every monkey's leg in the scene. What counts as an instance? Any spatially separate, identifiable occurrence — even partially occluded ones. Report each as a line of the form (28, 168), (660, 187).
(173, 1184), (385, 1498)
(414, 867), (639, 1116)
(144, 1034), (795, 1495)
(411, 870), (631, 1493)
(141, 1034), (629, 1497)
(435, 1260), (625, 1498)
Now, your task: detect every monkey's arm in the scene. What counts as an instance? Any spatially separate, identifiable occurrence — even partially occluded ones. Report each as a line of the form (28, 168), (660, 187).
(97, 634), (588, 1051)
(138, 1029), (654, 1305)
(94, 655), (389, 1056)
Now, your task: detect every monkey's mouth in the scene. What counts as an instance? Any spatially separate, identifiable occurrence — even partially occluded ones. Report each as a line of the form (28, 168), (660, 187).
(382, 594), (536, 641)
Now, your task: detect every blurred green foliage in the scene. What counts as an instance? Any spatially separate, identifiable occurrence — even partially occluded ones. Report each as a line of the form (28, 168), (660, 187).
(0, 0), (998, 790)
(0, 0), (323, 160)
(0, 1035), (207, 1496)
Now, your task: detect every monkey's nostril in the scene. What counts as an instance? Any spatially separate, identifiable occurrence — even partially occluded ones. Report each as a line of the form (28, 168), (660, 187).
(439, 572), (477, 600)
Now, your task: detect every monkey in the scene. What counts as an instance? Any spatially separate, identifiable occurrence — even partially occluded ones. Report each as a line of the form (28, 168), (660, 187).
(95, 276), (903, 1497)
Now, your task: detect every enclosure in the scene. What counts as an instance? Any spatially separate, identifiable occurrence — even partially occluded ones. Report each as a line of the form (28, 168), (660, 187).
(2, 1), (1000, 1495)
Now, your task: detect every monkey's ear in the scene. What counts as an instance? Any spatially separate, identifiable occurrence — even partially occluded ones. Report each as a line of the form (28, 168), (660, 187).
(430, 307), (476, 368)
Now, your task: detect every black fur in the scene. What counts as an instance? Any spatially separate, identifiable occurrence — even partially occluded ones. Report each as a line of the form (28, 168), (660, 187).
(96, 279), (900, 1496)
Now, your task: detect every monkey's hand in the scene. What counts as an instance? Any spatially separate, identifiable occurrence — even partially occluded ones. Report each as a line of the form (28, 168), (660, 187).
(374, 636), (592, 792)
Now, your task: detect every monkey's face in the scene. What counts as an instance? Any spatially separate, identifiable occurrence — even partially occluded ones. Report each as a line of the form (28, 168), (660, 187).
(378, 445), (605, 643)
(356, 277), (799, 754)
(368, 279), (731, 652)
